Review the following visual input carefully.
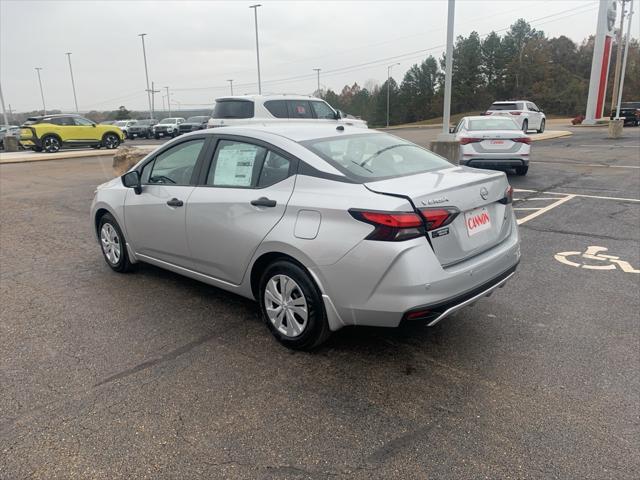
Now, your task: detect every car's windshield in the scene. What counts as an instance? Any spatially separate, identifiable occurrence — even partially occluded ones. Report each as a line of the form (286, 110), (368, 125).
(114, 121), (129, 127)
(136, 120), (153, 126)
(303, 133), (451, 181)
(187, 116), (208, 123)
(159, 118), (175, 124)
(212, 100), (254, 119)
(468, 118), (519, 131)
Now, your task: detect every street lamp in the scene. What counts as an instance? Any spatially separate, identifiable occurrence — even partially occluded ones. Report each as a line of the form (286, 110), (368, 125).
(34, 67), (46, 115)
(227, 79), (234, 95)
(313, 68), (321, 94)
(386, 63), (399, 128)
(138, 33), (153, 120)
(65, 52), (79, 113)
(249, 4), (262, 94)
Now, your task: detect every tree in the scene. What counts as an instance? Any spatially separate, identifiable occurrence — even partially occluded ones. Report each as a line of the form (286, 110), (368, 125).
(115, 106), (131, 120)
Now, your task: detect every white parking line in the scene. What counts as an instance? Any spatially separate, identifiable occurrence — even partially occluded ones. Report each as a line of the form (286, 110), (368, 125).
(513, 207), (540, 211)
(514, 189), (640, 203)
(578, 144), (640, 148)
(516, 195), (575, 225)
(536, 161), (640, 169)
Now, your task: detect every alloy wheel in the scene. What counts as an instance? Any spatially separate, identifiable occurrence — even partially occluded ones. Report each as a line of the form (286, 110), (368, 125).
(104, 134), (119, 149)
(100, 223), (121, 265)
(264, 274), (308, 338)
(43, 136), (60, 153)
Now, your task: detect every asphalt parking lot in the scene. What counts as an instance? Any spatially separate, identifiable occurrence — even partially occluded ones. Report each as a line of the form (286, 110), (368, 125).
(1, 126), (639, 479)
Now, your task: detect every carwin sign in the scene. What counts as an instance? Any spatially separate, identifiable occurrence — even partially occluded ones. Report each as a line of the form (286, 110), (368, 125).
(584, 0), (617, 124)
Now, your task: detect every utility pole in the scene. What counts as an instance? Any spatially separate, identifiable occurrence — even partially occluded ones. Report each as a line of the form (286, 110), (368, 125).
(249, 4), (262, 94)
(0, 82), (9, 126)
(165, 86), (171, 116)
(441, 0), (455, 136)
(610, 0), (627, 113)
(386, 63), (399, 127)
(313, 68), (321, 95)
(150, 81), (160, 119)
(8, 104), (14, 123)
(227, 79), (234, 95)
(65, 52), (79, 112)
(615, 0), (634, 118)
(138, 33), (153, 120)
(35, 67), (46, 115)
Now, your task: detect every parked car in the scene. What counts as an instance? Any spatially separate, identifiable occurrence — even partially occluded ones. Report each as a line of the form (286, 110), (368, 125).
(91, 124), (520, 350)
(152, 117), (185, 139)
(127, 119), (158, 139)
(485, 100), (546, 133)
(178, 116), (211, 135)
(452, 116), (531, 175)
(113, 120), (138, 138)
(20, 114), (124, 153)
(0, 125), (20, 150)
(610, 101), (640, 126)
(207, 95), (367, 129)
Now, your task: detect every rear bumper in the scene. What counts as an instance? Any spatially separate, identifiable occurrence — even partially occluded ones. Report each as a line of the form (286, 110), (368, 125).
(461, 158), (529, 168)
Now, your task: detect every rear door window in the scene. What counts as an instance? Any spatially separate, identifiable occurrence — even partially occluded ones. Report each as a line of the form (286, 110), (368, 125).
(264, 100), (288, 118)
(287, 100), (313, 119)
(207, 140), (267, 187)
(212, 100), (255, 119)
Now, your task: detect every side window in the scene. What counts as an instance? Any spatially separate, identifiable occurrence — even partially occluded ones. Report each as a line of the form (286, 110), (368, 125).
(257, 151), (291, 187)
(287, 100), (313, 119)
(453, 119), (464, 133)
(264, 100), (288, 118)
(144, 139), (205, 185)
(74, 117), (94, 126)
(207, 140), (267, 188)
(531, 103), (540, 112)
(51, 117), (74, 126)
(49, 118), (64, 126)
(310, 101), (336, 120)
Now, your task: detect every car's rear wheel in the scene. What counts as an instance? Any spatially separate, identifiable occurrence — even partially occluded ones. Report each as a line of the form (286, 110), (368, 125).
(259, 260), (330, 350)
(123, 131), (129, 139)
(98, 213), (133, 273)
(537, 119), (545, 133)
(42, 135), (61, 153)
(522, 120), (529, 133)
(102, 133), (120, 149)
(515, 165), (529, 176)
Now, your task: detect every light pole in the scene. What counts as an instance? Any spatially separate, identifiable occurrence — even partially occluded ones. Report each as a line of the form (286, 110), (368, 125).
(313, 68), (321, 94)
(0, 82), (9, 126)
(65, 52), (79, 112)
(35, 67), (46, 115)
(227, 79), (234, 95)
(249, 4), (262, 94)
(150, 81), (160, 119)
(165, 86), (171, 116)
(138, 33), (153, 120)
(441, 0), (455, 136)
(615, 0), (634, 119)
(386, 63), (399, 127)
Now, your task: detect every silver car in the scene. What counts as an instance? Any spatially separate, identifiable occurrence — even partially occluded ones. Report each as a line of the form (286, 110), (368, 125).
(91, 124), (520, 349)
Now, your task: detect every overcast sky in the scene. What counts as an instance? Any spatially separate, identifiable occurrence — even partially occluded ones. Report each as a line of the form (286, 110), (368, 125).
(1, 0), (639, 113)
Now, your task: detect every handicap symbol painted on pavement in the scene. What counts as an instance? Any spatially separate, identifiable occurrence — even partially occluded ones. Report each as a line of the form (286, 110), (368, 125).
(554, 246), (639, 273)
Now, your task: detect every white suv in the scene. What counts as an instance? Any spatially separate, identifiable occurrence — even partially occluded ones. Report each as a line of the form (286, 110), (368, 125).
(485, 101), (546, 133)
(207, 95), (367, 129)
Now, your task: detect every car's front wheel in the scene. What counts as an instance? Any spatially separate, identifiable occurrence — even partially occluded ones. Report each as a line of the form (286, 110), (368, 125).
(102, 133), (120, 149)
(259, 260), (330, 350)
(515, 165), (529, 176)
(537, 119), (545, 133)
(42, 135), (61, 153)
(98, 213), (133, 273)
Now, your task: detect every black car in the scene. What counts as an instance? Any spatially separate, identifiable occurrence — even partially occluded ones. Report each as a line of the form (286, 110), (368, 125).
(127, 119), (158, 139)
(177, 116), (210, 135)
(610, 102), (640, 126)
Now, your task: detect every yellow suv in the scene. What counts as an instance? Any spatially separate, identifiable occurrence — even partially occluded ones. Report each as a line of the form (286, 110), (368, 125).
(20, 114), (125, 153)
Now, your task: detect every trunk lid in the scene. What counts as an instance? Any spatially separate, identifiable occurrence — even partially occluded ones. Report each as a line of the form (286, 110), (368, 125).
(365, 166), (512, 267)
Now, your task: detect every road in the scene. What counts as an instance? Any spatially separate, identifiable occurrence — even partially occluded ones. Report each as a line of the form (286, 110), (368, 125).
(1, 126), (639, 479)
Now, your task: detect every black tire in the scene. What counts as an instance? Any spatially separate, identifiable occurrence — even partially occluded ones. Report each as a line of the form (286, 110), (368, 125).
(123, 131), (129, 139)
(42, 135), (61, 153)
(522, 120), (529, 133)
(170, 130), (177, 138)
(98, 213), (133, 273)
(537, 119), (545, 134)
(515, 165), (529, 176)
(259, 260), (331, 350)
(32, 146), (43, 152)
(154, 134), (160, 140)
(102, 133), (120, 150)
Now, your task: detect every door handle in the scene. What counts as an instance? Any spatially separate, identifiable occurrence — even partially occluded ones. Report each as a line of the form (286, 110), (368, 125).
(251, 197), (277, 208)
(166, 198), (184, 207)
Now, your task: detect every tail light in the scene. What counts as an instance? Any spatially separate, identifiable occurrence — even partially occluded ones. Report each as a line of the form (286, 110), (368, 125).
(419, 207), (459, 231)
(498, 186), (514, 205)
(513, 137), (531, 144)
(349, 210), (424, 241)
(509, 111), (522, 115)
(460, 137), (483, 145)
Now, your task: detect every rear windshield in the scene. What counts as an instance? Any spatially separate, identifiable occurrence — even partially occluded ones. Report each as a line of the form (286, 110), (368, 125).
(23, 118), (42, 125)
(489, 103), (522, 110)
(213, 100), (254, 119)
(468, 118), (519, 131)
(303, 133), (451, 182)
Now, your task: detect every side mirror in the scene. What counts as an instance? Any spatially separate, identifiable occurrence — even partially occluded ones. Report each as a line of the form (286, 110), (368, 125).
(122, 170), (142, 195)
(92, 123), (97, 127)
(449, 127), (455, 134)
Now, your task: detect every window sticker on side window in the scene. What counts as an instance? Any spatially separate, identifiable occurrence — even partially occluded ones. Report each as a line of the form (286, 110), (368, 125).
(213, 144), (261, 187)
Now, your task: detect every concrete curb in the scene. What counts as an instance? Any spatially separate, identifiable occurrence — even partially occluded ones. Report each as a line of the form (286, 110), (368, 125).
(529, 130), (573, 142)
(0, 145), (157, 165)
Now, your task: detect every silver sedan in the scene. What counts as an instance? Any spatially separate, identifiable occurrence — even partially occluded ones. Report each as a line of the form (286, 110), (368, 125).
(91, 124), (520, 349)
